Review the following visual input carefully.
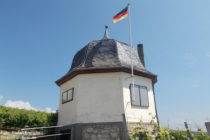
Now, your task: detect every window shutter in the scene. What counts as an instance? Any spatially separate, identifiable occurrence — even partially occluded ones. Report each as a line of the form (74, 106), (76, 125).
(62, 91), (68, 103)
(140, 87), (149, 107)
(131, 85), (140, 106)
(62, 88), (74, 104)
(67, 89), (73, 101)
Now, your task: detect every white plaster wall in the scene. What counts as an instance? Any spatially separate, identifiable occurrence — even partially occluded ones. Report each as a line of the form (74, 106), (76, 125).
(58, 72), (125, 125)
(76, 73), (125, 123)
(58, 76), (79, 125)
(121, 73), (157, 123)
(58, 72), (157, 126)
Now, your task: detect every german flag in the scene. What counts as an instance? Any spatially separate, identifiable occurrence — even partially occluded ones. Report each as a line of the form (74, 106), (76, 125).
(113, 6), (129, 23)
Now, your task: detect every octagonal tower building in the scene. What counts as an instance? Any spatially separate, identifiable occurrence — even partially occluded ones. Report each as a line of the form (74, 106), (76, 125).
(56, 27), (158, 140)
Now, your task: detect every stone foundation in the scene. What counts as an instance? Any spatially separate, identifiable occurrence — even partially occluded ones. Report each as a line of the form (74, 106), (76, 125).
(58, 122), (125, 140)
(58, 122), (157, 140)
(81, 123), (122, 140)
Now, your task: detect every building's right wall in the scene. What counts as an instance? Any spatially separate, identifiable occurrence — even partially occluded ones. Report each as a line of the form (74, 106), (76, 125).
(121, 73), (157, 123)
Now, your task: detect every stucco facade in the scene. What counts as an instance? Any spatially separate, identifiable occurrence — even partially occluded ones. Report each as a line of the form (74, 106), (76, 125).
(122, 73), (157, 123)
(58, 72), (124, 125)
(58, 72), (157, 126)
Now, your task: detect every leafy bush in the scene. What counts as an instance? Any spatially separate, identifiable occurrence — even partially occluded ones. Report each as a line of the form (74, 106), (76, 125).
(193, 129), (210, 140)
(130, 125), (153, 140)
(168, 129), (188, 140)
(130, 123), (210, 140)
(0, 106), (57, 129)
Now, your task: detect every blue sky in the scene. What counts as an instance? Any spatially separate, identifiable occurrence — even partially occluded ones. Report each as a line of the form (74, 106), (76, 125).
(0, 0), (210, 130)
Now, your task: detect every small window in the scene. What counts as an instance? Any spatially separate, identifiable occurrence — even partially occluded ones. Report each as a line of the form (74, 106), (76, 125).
(130, 84), (149, 107)
(62, 88), (74, 104)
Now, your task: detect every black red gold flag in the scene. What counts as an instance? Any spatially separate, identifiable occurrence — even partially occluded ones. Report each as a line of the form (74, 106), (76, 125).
(113, 6), (129, 23)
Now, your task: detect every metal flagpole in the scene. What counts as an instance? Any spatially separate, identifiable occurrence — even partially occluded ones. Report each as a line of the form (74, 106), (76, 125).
(123, 5), (135, 140)
(128, 3), (134, 77)
(128, 4), (135, 94)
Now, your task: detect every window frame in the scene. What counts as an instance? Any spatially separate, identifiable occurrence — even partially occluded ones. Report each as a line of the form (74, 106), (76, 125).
(62, 88), (74, 104)
(130, 84), (149, 107)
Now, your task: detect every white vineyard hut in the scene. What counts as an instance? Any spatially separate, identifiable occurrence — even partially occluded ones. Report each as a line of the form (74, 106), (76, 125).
(55, 28), (158, 140)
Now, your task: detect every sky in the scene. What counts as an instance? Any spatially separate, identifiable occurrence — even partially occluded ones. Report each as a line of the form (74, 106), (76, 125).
(0, 0), (210, 130)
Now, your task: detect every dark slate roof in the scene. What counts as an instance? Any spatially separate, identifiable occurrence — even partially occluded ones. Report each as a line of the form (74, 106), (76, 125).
(56, 38), (157, 86)
(70, 39), (150, 73)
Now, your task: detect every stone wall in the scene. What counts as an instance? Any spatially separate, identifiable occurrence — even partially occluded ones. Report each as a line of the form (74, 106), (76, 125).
(58, 122), (125, 140)
(81, 123), (122, 140)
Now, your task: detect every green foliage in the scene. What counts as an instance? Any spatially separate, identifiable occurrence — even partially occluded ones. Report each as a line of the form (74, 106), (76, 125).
(0, 106), (58, 129)
(130, 124), (210, 140)
(155, 126), (171, 140)
(193, 129), (210, 140)
(130, 125), (153, 140)
(168, 129), (188, 140)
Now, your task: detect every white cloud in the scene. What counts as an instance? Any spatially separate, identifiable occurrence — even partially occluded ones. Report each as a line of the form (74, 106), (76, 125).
(4, 100), (38, 111)
(4, 100), (56, 113)
(0, 96), (3, 102)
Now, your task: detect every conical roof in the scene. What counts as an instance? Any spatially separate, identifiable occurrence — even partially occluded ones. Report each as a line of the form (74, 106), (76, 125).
(70, 39), (147, 72)
(56, 38), (157, 86)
